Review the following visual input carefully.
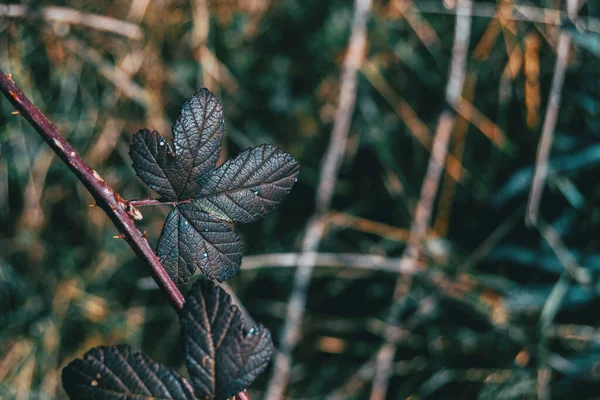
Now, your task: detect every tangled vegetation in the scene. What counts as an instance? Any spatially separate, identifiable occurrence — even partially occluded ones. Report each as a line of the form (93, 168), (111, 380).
(1, 1), (600, 398)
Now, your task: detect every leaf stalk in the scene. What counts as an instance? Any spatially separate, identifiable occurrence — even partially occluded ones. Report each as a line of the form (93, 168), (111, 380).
(128, 198), (193, 207)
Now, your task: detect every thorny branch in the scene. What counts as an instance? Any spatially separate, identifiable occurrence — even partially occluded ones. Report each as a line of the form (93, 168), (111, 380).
(0, 67), (257, 400)
(264, 0), (372, 398)
(0, 69), (185, 311)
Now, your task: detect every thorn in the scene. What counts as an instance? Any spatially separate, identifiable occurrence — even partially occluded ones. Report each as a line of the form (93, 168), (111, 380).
(11, 111), (19, 115)
(8, 90), (17, 100)
(142, 231), (147, 239)
(92, 169), (104, 183)
(112, 234), (125, 239)
(115, 193), (121, 202)
(126, 204), (143, 221)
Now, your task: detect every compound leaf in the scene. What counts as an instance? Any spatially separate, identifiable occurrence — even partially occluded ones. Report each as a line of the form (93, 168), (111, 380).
(130, 89), (224, 200)
(62, 345), (195, 400)
(181, 280), (273, 399)
(157, 204), (242, 283)
(195, 144), (300, 223)
(130, 89), (299, 284)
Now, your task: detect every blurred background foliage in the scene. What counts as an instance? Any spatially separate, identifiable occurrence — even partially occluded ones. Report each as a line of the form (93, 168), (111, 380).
(1, 0), (600, 399)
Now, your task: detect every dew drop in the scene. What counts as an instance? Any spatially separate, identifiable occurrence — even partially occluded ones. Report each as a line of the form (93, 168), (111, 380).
(159, 140), (165, 146)
(248, 326), (257, 336)
(202, 252), (208, 258)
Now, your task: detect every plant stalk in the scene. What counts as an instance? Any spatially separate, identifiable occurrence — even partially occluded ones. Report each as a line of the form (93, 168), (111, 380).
(128, 198), (193, 207)
(0, 69), (185, 311)
(0, 70), (257, 399)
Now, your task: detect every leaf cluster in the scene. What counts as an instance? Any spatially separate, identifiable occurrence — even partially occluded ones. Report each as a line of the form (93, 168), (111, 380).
(130, 89), (299, 284)
(62, 89), (298, 398)
(62, 280), (273, 399)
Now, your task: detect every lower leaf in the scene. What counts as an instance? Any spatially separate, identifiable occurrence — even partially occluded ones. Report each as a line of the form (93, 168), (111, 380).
(157, 204), (243, 284)
(62, 344), (195, 400)
(181, 280), (274, 399)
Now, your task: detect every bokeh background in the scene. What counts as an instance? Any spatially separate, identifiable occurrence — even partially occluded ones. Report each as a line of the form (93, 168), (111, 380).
(1, 0), (600, 399)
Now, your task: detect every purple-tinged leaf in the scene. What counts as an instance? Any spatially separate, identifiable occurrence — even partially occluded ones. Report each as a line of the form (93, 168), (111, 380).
(196, 144), (300, 223)
(172, 88), (225, 199)
(62, 345), (195, 400)
(157, 204), (242, 284)
(130, 89), (300, 284)
(181, 280), (274, 399)
(130, 89), (224, 201)
(130, 129), (179, 201)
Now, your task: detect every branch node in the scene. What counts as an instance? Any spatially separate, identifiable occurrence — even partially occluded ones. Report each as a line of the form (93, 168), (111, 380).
(119, 197), (144, 221)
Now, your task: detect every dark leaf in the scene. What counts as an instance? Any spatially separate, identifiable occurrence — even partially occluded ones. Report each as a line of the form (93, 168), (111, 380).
(181, 280), (273, 399)
(171, 88), (225, 199)
(130, 89), (224, 200)
(130, 89), (299, 283)
(62, 345), (195, 400)
(129, 129), (179, 201)
(195, 144), (300, 223)
(157, 204), (243, 283)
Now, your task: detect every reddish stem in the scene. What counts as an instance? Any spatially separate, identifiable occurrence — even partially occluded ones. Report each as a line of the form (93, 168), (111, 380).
(128, 198), (193, 207)
(0, 70), (185, 311)
(1, 71), (255, 399)
(234, 390), (251, 400)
